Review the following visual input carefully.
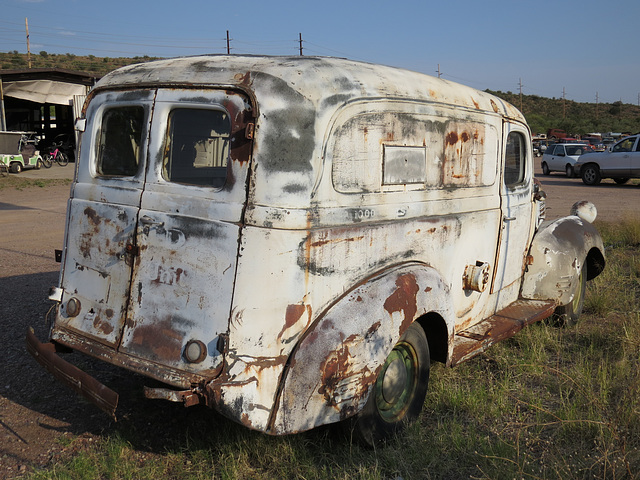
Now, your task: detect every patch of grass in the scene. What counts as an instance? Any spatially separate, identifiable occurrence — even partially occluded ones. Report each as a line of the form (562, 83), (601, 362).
(0, 176), (72, 190)
(26, 220), (640, 479)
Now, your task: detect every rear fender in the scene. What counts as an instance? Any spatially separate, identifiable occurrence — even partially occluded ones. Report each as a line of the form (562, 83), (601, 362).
(269, 262), (452, 434)
(521, 216), (605, 305)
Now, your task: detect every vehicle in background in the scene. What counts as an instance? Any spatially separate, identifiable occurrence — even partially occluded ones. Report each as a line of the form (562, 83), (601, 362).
(0, 131), (43, 173)
(533, 139), (553, 157)
(547, 128), (567, 139)
(541, 143), (593, 177)
(575, 134), (640, 185)
(581, 136), (605, 152)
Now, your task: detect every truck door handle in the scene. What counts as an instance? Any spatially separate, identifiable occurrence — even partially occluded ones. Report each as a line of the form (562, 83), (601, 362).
(503, 216), (516, 222)
(140, 215), (164, 227)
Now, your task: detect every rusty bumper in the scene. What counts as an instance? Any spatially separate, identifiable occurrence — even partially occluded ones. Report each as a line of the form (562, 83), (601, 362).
(25, 327), (118, 420)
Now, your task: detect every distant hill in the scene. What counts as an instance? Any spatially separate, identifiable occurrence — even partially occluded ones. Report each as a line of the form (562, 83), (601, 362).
(3, 51), (639, 137)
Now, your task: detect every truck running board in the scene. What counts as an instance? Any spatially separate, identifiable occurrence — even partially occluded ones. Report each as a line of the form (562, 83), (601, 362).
(450, 299), (556, 366)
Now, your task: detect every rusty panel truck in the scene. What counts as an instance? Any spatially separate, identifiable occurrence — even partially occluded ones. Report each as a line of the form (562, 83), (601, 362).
(27, 55), (605, 445)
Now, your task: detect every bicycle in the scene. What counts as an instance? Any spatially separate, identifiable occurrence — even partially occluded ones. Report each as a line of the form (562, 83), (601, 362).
(42, 142), (68, 167)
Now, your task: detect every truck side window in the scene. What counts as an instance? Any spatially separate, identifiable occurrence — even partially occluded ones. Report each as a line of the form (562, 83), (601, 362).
(162, 108), (230, 188)
(96, 106), (144, 177)
(504, 131), (526, 186)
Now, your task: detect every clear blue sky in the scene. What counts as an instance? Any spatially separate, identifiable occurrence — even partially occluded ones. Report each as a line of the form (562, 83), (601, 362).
(1, 0), (638, 104)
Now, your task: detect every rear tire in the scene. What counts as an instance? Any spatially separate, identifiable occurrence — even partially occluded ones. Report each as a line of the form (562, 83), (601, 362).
(552, 267), (586, 327)
(354, 322), (430, 446)
(581, 165), (601, 185)
(42, 155), (53, 168)
(56, 152), (69, 166)
(614, 178), (629, 185)
(10, 163), (21, 174)
(541, 162), (550, 175)
(565, 164), (574, 178)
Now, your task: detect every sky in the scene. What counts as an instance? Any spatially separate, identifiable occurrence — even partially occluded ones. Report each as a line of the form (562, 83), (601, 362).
(1, 0), (639, 105)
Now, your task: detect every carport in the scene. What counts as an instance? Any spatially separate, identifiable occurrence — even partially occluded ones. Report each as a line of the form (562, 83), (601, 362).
(0, 68), (98, 149)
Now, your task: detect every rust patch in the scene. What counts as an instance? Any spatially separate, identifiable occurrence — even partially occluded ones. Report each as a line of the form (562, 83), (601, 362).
(84, 206), (101, 226)
(93, 316), (114, 335)
(461, 131), (470, 142)
(278, 304), (312, 341)
(445, 132), (459, 145)
(384, 273), (419, 332)
(130, 320), (183, 361)
(471, 98), (480, 109)
(105, 308), (114, 319)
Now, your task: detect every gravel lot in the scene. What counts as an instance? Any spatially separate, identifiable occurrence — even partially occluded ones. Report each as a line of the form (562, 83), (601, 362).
(0, 163), (638, 477)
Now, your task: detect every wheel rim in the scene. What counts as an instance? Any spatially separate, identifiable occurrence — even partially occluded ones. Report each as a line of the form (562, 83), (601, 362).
(584, 168), (595, 183)
(374, 341), (418, 423)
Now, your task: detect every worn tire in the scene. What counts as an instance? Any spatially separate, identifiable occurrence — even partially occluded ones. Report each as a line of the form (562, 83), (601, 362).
(354, 322), (430, 446)
(10, 163), (21, 174)
(581, 165), (601, 185)
(614, 178), (629, 185)
(552, 266), (587, 327)
(541, 162), (550, 175)
(565, 164), (574, 178)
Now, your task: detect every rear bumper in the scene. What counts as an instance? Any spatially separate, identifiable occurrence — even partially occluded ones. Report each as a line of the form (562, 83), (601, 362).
(25, 327), (118, 420)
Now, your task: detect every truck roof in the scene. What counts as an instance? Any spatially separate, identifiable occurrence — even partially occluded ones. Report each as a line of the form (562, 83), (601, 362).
(94, 55), (524, 122)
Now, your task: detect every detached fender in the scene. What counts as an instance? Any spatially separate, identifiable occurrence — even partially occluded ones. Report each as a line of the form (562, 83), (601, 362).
(521, 216), (605, 305)
(268, 262), (452, 435)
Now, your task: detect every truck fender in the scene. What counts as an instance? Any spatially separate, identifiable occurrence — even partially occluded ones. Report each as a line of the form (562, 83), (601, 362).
(521, 216), (605, 305)
(268, 262), (453, 435)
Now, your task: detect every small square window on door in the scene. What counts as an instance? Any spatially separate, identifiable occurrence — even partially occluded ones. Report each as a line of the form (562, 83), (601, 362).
(163, 109), (230, 188)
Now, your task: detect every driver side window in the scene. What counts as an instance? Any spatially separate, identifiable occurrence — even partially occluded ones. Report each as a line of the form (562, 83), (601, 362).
(504, 131), (526, 186)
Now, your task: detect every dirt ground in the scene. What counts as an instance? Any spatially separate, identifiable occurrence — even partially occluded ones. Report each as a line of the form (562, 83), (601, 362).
(0, 165), (639, 478)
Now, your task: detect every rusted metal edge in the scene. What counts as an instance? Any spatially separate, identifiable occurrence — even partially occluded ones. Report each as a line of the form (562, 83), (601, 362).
(51, 326), (218, 389)
(450, 299), (556, 366)
(26, 327), (119, 420)
(143, 386), (204, 408)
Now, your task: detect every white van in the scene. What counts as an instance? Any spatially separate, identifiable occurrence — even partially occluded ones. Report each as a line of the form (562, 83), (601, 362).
(27, 55), (605, 445)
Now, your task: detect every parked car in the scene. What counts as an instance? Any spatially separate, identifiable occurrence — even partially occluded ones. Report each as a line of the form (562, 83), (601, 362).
(26, 55), (605, 446)
(575, 134), (640, 185)
(541, 143), (593, 177)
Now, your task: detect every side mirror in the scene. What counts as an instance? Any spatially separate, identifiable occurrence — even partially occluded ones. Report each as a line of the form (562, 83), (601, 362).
(75, 118), (86, 132)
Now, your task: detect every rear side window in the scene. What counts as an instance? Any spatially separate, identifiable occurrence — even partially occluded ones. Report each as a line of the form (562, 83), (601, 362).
(162, 108), (230, 188)
(96, 106), (144, 176)
(504, 132), (526, 186)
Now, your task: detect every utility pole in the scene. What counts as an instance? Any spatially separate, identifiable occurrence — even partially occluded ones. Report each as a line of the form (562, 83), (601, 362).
(562, 87), (566, 118)
(436, 64), (441, 78)
(518, 78), (523, 112)
(299, 33), (303, 56)
(595, 92), (599, 120)
(25, 17), (31, 68)
(226, 30), (231, 54)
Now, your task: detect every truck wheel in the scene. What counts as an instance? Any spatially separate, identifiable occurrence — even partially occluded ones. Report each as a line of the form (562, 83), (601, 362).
(552, 267), (586, 327)
(541, 162), (550, 175)
(581, 165), (601, 185)
(10, 163), (21, 174)
(354, 322), (430, 446)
